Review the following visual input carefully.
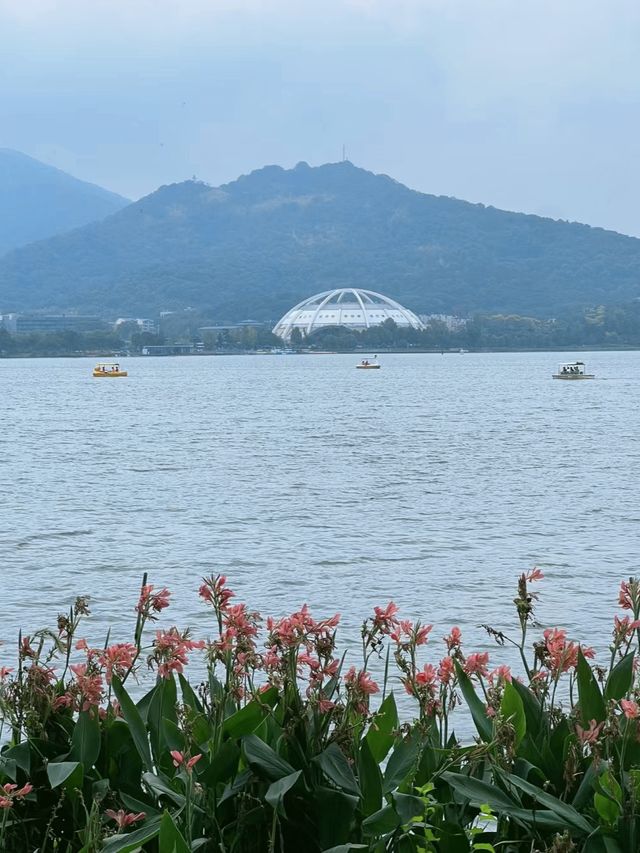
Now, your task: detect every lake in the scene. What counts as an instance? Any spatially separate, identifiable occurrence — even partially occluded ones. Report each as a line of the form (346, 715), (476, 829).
(1, 351), (638, 710)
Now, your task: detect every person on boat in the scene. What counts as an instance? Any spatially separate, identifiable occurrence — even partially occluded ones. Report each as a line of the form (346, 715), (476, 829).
(362, 360), (369, 366)
(561, 366), (568, 374)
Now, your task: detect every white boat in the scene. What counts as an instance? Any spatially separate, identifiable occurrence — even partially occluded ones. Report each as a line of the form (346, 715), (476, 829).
(552, 361), (594, 380)
(356, 356), (380, 370)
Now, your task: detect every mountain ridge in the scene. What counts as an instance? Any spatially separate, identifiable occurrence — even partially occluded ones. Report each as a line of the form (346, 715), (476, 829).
(0, 148), (130, 256)
(1, 160), (639, 319)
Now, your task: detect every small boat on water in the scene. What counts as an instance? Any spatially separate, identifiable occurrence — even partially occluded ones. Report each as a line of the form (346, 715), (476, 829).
(552, 361), (594, 380)
(356, 357), (380, 370)
(93, 362), (128, 378)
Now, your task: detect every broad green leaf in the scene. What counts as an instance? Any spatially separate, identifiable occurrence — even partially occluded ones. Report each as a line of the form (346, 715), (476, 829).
(577, 649), (606, 725)
(101, 817), (162, 853)
(454, 661), (493, 741)
(142, 772), (186, 807)
(70, 710), (101, 768)
(359, 737), (382, 816)
(158, 810), (190, 853)
(511, 679), (542, 739)
(500, 681), (526, 745)
(594, 790), (620, 825)
(112, 675), (153, 771)
(178, 672), (203, 713)
(366, 692), (398, 763)
(265, 769), (302, 815)
(2, 742), (31, 773)
(392, 792), (425, 825)
(315, 786), (359, 850)
(361, 803), (401, 836)
(322, 846), (368, 853)
(500, 771), (595, 835)
(442, 771), (520, 811)
(313, 742), (360, 797)
(199, 740), (240, 787)
(605, 653), (634, 702)
(243, 733), (296, 781)
(47, 761), (83, 790)
(223, 687), (279, 738)
(148, 677), (178, 765)
(0, 757), (17, 782)
(383, 734), (421, 793)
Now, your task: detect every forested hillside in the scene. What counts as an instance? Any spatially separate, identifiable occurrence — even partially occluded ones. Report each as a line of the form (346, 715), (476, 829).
(2, 160), (639, 319)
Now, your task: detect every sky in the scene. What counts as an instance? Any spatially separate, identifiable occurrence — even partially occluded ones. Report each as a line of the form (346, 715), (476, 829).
(2, 0), (640, 235)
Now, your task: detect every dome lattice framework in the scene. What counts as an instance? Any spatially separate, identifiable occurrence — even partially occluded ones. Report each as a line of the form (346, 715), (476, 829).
(273, 288), (425, 340)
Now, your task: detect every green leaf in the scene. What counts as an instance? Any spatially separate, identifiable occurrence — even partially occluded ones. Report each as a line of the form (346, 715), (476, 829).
(199, 740), (240, 787)
(178, 673), (203, 713)
(443, 771), (520, 811)
(392, 792), (425, 825)
(511, 679), (542, 739)
(70, 710), (101, 768)
(313, 743), (360, 797)
(315, 786), (359, 850)
(500, 681), (526, 745)
(158, 810), (190, 853)
(142, 772), (186, 807)
(148, 677), (178, 765)
(605, 653), (635, 702)
(577, 648), (606, 725)
(594, 791), (620, 826)
(47, 761), (83, 790)
(454, 661), (493, 741)
(0, 757), (17, 783)
(265, 769), (302, 816)
(3, 742), (31, 774)
(500, 771), (595, 835)
(383, 734), (421, 794)
(359, 737), (382, 816)
(366, 692), (398, 763)
(223, 687), (279, 738)
(361, 803), (401, 836)
(243, 733), (296, 781)
(322, 846), (368, 853)
(112, 675), (153, 771)
(101, 817), (162, 853)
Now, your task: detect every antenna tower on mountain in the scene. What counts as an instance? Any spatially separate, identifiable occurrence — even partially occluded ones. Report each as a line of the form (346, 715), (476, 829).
(342, 145), (347, 162)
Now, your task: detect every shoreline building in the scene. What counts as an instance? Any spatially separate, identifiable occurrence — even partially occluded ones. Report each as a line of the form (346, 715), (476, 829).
(273, 288), (425, 341)
(0, 313), (106, 334)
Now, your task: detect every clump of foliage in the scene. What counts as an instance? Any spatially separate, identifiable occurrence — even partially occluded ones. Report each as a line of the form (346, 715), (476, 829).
(2, 570), (640, 851)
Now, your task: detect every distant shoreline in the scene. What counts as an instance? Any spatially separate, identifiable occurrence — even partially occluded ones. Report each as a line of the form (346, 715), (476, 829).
(3, 344), (640, 359)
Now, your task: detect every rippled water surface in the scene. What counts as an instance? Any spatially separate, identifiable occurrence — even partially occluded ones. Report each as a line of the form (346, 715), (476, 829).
(1, 352), (639, 701)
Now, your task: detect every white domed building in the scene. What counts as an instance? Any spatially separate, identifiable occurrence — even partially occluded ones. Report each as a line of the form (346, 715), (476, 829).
(273, 288), (425, 341)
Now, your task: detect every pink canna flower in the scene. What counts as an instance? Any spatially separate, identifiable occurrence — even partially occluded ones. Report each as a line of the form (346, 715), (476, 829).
(372, 602), (399, 634)
(464, 652), (490, 678)
(415, 663), (437, 688)
(0, 781), (33, 810)
(576, 719), (604, 745)
(99, 643), (137, 684)
(0, 666), (13, 680)
(438, 656), (455, 685)
(199, 574), (235, 611)
(444, 627), (462, 651)
(151, 628), (205, 678)
(489, 665), (512, 684)
(526, 568), (544, 583)
(105, 809), (146, 828)
(136, 584), (171, 618)
(621, 699), (640, 719)
(171, 750), (202, 772)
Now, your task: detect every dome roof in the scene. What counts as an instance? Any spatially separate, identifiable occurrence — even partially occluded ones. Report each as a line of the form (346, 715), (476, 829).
(273, 288), (425, 340)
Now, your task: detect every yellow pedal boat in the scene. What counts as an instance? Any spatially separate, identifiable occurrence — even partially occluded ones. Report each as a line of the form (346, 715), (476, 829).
(93, 362), (128, 377)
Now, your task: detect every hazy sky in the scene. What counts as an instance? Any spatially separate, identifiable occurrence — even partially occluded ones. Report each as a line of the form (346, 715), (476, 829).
(2, 0), (640, 235)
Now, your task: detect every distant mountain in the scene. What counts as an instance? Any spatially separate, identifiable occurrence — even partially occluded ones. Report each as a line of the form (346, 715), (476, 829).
(1, 160), (640, 319)
(0, 149), (129, 256)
